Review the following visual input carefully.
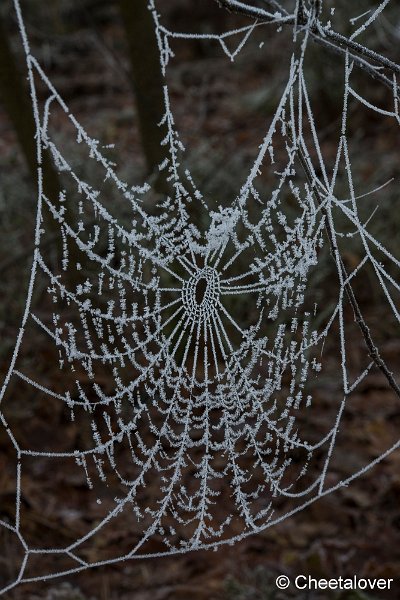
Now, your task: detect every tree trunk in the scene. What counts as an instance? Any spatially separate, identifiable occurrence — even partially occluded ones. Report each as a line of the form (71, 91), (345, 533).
(0, 14), (60, 202)
(118, 0), (169, 190)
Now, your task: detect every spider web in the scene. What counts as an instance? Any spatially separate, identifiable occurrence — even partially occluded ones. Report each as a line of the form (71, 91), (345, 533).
(1, 0), (400, 592)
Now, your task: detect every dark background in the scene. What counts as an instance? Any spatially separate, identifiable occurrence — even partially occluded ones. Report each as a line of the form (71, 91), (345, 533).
(0, 1), (400, 598)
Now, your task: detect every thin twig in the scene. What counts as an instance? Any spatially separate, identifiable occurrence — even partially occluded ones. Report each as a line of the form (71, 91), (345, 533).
(321, 26), (400, 78)
(214, 0), (400, 87)
(294, 140), (400, 399)
(215, 0), (286, 20)
(311, 33), (396, 92)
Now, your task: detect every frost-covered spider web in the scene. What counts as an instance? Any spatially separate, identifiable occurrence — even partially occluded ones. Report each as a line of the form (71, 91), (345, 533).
(1, 0), (400, 592)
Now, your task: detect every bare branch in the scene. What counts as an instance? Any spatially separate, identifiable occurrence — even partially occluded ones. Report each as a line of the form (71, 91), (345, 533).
(321, 26), (400, 78)
(214, 0), (400, 83)
(312, 33), (396, 93)
(293, 139), (400, 400)
(215, 0), (293, 22)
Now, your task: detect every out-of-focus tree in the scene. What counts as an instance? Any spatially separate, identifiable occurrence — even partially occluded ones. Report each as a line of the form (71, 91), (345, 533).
(0, 12), (60, 202)
(118, 0), (169, 190)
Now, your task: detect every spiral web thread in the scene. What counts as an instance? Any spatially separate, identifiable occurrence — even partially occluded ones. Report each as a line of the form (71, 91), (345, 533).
(0, 0), (400, 592)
